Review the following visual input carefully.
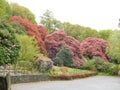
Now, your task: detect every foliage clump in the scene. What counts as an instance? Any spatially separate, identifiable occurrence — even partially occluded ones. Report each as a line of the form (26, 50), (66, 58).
(9, 16), (47, 54)
(10, 21), (27, 34)
(0, 20), (20, 65)
(0, 0), (12, 20)
(40, 9), (62, 33)
(53, 45), (73, 67)
(10, 3), (36, 24)
(107, 31), (120, 64)
(37, 25), (49, 41)
(45, 30), (82, 67)
(34, 54), (53, 72)
(80, 57), (120, 75)
(80, 37), (108, 61)
(16, 34), (40, 62)
(63, 23), (99, 42)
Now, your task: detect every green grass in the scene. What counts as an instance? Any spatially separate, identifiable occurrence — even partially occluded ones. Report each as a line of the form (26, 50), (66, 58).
(49, 66), (96, 76)
(98, 72), (117, 76)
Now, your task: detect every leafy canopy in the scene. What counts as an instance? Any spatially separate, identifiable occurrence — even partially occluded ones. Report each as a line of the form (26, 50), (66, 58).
(16, 34), (40, 62)
(107, 30), (120, 64)
(40, 9), (62, 33)
(0, 20), (20, 65)
(0, 0), (12, 20)
(10, 3), (36, 24)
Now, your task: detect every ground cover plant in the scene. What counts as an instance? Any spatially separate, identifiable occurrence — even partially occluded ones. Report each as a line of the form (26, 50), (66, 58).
(49, 66), (96, 80)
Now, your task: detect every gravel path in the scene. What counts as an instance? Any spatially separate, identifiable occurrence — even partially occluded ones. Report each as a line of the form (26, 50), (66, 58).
(12, 76), (120, 90)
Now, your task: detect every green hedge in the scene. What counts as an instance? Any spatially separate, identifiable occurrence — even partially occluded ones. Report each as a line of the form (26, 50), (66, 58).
(0, 20), (20, 65)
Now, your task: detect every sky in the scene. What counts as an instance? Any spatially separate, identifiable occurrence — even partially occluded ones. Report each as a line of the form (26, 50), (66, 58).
(7, 0), (120, 30)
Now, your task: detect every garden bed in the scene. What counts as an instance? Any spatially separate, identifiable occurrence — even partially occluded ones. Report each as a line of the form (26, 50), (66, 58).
(49, 66), (97, 80)
(50, 73), (96, 80)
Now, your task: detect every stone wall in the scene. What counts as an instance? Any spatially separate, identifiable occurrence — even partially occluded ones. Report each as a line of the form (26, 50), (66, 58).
(11, 74), (50, 84)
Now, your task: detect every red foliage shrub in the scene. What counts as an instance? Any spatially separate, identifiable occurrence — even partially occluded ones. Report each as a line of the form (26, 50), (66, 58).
(51, 75), (71, 80)
(51, 73), (95, 80)
(80, 37), (109, 62)
(45, 30), (82, 66)
(37, 25), (49, 41)
(9, 16), (47, 54)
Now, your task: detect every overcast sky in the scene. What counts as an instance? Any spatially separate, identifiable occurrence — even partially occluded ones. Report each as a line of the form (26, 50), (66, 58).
(7, 0), (120, 30)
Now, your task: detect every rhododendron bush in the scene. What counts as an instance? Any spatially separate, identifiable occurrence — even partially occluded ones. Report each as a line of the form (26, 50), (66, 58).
(9, 16), (48, 54)
(80, 37), (109, 62)
(0, 21), (20, 65)
(45, 30), (82, 66)
(37, 25), (48, 41)
(8, 16), (109, 67)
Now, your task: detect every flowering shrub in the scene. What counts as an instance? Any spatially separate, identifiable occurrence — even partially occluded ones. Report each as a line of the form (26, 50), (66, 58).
(0, 20), (20, 65)
(80, 37), (109, 62)
(37, 25), (49, 41)
(34, 54), (53, 72)
(45, 30), (82, 66)
(9, 16), (47, 54)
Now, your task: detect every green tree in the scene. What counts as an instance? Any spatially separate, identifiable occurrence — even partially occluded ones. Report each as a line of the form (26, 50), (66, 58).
(63, 22), (99, 42)
(40, 9), (99, 40)
(0, 0), (12, 20)
(98, 30), (111, 40)
(107, 30), (120, 64)
(40, 9), (62, 33)
(10, 3), (36, 24)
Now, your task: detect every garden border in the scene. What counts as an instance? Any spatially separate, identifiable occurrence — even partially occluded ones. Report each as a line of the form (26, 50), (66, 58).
(10, 73), (97, 84)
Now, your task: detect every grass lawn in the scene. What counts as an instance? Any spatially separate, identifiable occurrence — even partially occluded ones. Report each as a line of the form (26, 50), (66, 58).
(49, 66), (96, 80)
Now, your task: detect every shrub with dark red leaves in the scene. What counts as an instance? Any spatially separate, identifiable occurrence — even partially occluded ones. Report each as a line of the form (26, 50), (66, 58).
(9, 16), (47, 54)
(37, 25), (49, 41)
(45, 30), (82, 66)
(80, 37), (109, 62)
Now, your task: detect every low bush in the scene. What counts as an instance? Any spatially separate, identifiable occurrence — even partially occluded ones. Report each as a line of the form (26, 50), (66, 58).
(109, 64), (120, 75)
(16, 61), (33, 71)
(16, 34), (40, 62)
(79, 57), (118, 75)
(34, 54), (53, 72)
(79, 57), (96, 71)
(49, 66), (70, 76)
(93, 57), (112, 72)
(53, 45), (73, 67)
(49, 66), (95, 76)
